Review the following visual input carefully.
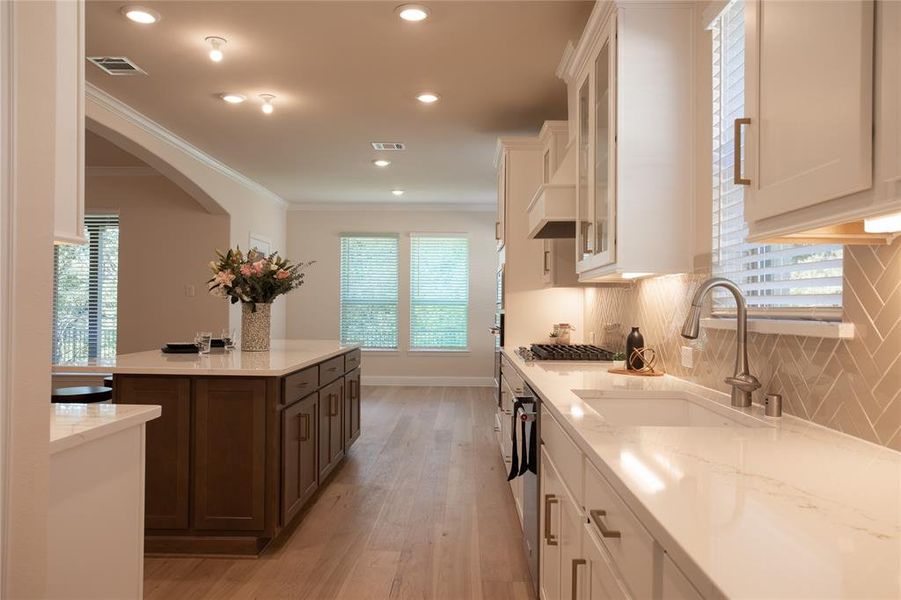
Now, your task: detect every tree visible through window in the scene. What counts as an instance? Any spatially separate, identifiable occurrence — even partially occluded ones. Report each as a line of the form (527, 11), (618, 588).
(339, 235), (399, 349)
(710, 0), (842, 315)
(52, 215), (119, 362)
(410, 234), (469, 350)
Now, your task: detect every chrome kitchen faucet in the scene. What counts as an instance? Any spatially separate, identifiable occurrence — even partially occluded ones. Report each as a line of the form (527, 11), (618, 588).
(681, 277), (761, 408)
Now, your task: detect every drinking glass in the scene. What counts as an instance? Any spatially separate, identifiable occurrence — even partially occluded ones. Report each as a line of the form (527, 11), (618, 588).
(220, 328), (237, 350)
(195, 331), (213, 354)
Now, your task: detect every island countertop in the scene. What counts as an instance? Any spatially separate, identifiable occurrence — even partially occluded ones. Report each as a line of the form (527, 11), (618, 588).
(50, 402), (161, 454)
(52, 339), (361, 377)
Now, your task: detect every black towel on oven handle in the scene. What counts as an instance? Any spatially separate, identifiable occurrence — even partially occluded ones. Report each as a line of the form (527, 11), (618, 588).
(518, 407), (530, 476)
(507, 400), (524, 481)
(527, 406), (538, 474)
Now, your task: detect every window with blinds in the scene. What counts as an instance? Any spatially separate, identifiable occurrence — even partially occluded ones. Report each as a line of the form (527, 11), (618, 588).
(340, 235), (399, 349)
(52, 215), (119, 362)
(711, 0), (842, 317)
(410, 234), (469, 350)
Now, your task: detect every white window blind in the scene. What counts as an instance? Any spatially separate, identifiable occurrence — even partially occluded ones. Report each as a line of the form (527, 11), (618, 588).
(711, 1), (842, 317)
(410, 234), (469, 350)
(52, 215), (119, 362)
(340, 235), (399, 349)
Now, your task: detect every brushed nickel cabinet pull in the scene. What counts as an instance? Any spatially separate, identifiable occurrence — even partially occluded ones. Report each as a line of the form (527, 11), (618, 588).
(571, 558), (586, 600)
(589, 509), (622, 538)
(544, 494), (559, 546)
(734, 117), (751, 185)
(543, 250), (550, 274)
(495, 221), (501, 240)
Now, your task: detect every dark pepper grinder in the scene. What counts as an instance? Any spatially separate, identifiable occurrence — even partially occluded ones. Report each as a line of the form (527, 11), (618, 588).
(626, 327), (645, 370)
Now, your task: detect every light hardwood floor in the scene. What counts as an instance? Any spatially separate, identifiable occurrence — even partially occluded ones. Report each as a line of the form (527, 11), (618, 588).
(143, 386), (535, 600)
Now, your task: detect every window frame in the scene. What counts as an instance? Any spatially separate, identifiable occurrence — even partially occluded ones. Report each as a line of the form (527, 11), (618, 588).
(408, 232), (471, 353)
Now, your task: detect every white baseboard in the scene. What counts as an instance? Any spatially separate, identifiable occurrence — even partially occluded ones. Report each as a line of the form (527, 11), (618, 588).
(362, 375), (495, 387)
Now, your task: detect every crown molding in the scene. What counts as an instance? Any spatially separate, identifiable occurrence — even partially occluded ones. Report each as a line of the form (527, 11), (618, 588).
(555, 40), (576, 82)
(85, 166), (158, 177)
(287, 201), (495, 213)
(85, 83), (286, 208)
(564, 1), (614, 83)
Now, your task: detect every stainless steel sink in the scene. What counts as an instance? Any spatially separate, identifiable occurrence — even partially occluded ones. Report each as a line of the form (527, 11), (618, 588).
(571, 390), (770, 428)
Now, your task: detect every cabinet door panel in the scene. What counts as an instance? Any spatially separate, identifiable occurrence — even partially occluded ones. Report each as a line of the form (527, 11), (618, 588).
(282, 393), (318, 525)
(746, 0), (874, 220)
(559, 487), (584, 600)
(330, 379), (345, 464)
(117, 376), (190, 530)
(540, 447), (563, 600)
(344, 369), (361, 448)
(193, 378), (267, 531)
(583, 524), (629, 600)
(318, 379), (343, 480)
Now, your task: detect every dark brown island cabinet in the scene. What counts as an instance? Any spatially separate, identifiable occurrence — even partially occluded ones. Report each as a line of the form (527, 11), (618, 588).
(114, 348), (362, 556)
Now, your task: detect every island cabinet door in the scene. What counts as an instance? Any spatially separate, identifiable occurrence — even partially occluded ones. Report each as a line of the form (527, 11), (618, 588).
(318, 378), (345, 480)
(117, 376), (191, 530)
(344, 368), (361, 448)
(193, 378), (267, 531)
(281, 393), (318, 525)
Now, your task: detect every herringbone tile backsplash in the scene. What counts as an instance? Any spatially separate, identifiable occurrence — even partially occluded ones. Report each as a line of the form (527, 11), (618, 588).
(584, 239), (901, 450)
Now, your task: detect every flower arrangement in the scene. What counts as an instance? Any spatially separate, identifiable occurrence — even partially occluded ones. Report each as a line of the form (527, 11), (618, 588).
(208, 247), (313, 311)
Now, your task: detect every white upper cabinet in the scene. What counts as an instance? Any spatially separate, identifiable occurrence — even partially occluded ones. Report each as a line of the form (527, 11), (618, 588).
(743, 0), (901, 242)
(54, 0), (86, 245)
(562, 2), (694, 282)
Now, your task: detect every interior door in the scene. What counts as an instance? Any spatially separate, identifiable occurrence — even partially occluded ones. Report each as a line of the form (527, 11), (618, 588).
(540, 447), (563, 600)
(744, 0), (874, 221)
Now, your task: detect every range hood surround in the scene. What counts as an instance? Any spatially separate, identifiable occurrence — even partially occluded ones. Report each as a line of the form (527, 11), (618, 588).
(527, 142), (576, 239)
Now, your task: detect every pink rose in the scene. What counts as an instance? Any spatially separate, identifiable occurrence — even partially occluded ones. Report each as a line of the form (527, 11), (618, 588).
(252, 260), (266, 276)
(276, 269), (290, 280)
(240, 264), (252, 277)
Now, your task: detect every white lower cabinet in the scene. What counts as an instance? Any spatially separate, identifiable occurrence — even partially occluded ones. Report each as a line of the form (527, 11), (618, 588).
(540, 409), (703, 600)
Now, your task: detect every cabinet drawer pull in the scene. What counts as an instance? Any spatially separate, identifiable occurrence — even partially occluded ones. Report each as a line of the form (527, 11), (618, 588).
(329, 392), (339, 417)
(589, 509), (622, 538)
(326, 366), (337, 372)
(734, 117), (751, 185)
(544, 494), (559, 546)
(543, 250), (550, 274)
(298, 413), (310, 442)
(571, 558), (586, 600)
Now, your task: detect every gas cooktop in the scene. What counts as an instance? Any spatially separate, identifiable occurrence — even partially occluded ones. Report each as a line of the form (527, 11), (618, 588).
(520, 344), (615, 362)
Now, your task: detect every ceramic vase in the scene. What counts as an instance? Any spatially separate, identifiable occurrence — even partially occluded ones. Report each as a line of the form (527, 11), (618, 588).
(626, 326), (645, 370)
(241, 302), (271, 352)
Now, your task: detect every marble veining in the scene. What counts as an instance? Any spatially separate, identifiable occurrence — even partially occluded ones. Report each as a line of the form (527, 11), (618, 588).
(50, 403), (161, 454)
(52, 338), (360, 377)
(504, 349), (900, 599)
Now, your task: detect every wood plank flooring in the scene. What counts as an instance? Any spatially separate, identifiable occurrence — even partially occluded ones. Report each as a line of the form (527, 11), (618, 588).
(143, 386), (534, 600)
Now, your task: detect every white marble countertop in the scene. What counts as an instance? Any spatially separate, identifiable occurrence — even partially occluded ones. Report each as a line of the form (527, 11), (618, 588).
(503, 349), (900, 599)
(50, 403), (161, 455)
(52, 339), (360, 377)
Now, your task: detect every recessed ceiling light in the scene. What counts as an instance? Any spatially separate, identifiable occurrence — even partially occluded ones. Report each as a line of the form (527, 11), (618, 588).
(416, 92), (440, 104)
(259, 94), (275, 114)
(373, 159), (391, 168)
(391, 189), (405, 196)
(220, 93), (246, 104)
(396, 4), (430, 22)
(121, 5), (160, 24)
(205, 36), (226, 62)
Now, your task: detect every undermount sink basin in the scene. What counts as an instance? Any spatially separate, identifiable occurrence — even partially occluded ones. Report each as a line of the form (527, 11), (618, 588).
(572, 390), (769, 428)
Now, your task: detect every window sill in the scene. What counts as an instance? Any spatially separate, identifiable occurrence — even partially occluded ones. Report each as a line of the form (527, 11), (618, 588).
(700, 318), (855, 339)
(408, 349), (471, 355)
(361, 348), (399, 354)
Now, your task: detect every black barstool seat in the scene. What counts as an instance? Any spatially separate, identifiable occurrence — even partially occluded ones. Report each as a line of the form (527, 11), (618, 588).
(103, 376), (114, 388)
(51, 386), (113, 404)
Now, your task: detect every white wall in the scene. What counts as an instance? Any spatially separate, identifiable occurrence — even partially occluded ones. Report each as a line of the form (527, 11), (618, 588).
(285, 208), (497, 385)
(85, 89), (289, 337)
(86, 172), (230, 353)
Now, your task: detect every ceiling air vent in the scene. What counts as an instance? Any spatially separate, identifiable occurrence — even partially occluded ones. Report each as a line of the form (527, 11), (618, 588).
(87, 56), (146, 76)
(370, 142), (405, 151)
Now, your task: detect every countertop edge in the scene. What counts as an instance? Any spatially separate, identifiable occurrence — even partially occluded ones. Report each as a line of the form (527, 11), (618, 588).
(50, 405), (162, 455)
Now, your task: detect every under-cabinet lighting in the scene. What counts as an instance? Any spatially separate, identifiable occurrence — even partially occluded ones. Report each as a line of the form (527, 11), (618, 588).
(864, 211), (901, 233)
(622, 272), (653, 280)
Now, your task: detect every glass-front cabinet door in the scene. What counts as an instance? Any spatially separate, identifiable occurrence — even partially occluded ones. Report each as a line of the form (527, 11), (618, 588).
(576, 75), (592, 262)
(593, 31), (615, 266)
(575, 14), (617, 275)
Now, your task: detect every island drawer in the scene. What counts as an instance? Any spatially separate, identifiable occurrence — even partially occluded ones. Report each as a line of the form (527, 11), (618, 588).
(284, 366), (319, 404)
(320, 356), (344, 384)
(344, 349), (361, 372)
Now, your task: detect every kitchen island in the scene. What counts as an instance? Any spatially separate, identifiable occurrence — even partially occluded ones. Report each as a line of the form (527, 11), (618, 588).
(53, 340), (362, 556)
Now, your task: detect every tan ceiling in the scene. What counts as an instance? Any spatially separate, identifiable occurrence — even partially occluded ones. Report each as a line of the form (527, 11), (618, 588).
(85, 1), (592, 205)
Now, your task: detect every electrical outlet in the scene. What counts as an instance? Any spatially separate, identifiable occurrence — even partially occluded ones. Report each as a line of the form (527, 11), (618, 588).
(185, 285), (195, 298)
(680, 345), (694, 369)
